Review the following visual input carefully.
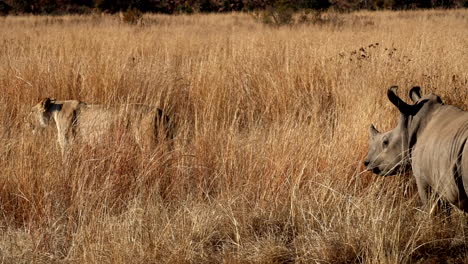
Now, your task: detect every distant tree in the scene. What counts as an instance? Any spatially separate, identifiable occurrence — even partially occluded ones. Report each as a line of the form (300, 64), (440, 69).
(2, 0), (467, 15)
(138, 0), (174, 13)
(0, 0), (12, 15)
(299, 0), (331, 9)
(4, 0), (33, 13)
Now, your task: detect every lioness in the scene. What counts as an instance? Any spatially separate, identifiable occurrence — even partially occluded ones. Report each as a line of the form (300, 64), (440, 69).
(27, 98), (173, 153)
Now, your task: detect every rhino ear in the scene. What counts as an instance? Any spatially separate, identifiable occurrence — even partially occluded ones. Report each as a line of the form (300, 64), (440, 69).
(387, 86), (413, 115)
(369, 124), (379, 138)
(40, 98), (52, 112)
(409, 86), (421, 103)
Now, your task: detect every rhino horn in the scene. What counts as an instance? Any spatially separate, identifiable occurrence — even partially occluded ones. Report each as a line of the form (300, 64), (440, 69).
(409, 86), (422, 103)
(387, 86), (413, 115)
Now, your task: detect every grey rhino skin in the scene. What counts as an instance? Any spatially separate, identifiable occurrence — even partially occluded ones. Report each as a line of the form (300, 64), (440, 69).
(364, 86), (468, 212)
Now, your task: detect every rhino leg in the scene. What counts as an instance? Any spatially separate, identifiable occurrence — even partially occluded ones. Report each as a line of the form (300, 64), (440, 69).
(436, 198), (452, 219)
(415, 176), (430, 208)
(454, 141), (468, 213)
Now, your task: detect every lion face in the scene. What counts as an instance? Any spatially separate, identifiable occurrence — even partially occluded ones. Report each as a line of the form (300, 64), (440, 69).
(27, 98), (54, 134)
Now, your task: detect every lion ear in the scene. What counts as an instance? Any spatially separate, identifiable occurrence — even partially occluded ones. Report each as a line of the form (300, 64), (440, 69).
(40, 98), (52, 112)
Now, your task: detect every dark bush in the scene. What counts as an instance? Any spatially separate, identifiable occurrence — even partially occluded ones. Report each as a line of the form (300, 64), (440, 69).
(2, 0), (467, 15)
(259, 0), (294, 26)
(299, 0), (331, 10)
(0, 1), (12, 15)
(121, 7), (143, 24)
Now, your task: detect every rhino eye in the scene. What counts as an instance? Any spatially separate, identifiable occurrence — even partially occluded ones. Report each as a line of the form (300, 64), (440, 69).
(382, 139), (389, 148)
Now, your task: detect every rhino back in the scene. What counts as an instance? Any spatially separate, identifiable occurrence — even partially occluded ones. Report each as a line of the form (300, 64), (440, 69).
(412, 106), (468, 204)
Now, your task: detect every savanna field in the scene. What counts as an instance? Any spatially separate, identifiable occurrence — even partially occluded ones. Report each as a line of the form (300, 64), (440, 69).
(0, 9), (467, 263)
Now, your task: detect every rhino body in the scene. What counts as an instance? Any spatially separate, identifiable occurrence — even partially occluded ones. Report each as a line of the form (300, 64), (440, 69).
(364, 86), (468, 212)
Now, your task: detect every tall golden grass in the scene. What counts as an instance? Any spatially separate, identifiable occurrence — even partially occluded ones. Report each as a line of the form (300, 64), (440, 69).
(0, 9), (467, 263)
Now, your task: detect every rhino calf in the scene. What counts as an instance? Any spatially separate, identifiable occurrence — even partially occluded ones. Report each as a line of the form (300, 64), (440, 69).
(364, 86), (468, 212)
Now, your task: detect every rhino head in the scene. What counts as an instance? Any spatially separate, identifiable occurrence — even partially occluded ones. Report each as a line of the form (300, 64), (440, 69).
(364, 86), (440, 176)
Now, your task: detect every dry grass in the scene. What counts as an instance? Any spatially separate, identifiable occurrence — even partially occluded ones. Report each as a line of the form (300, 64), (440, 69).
(0, 9), (467, 263)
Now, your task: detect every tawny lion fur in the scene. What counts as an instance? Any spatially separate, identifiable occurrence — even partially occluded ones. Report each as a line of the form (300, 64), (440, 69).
(28, 98), (172, 153)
